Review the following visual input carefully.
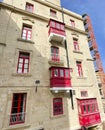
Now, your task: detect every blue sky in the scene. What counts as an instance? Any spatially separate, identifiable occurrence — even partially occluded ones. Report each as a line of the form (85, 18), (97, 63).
(61, 0), (105, 72)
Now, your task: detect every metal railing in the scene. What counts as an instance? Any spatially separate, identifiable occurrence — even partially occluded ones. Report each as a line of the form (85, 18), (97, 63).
(9, 112), (26, 125)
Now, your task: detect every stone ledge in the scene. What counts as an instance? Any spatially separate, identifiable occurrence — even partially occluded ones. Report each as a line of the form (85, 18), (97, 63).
(4, 124), (30, 130)
(73, 50), (83, 54)
(12, 73), (32, 77)
(17, 38), (35, 44)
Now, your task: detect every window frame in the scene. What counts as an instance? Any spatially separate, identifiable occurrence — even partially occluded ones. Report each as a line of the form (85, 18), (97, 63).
(22, 24), (32, 40)
(51, 46), (60, 61)
(25, 2), (34, 13)
(17, 52), (30, 74)
(78, 99), (99, 115)
(73, 38), (79, 51)
(51, 68), (70, 78)
(50, 9), (57, 17)
(50, 20), (65, 31)
(70, 19), (75, 27)
(76, 61), (83, 77)
(53, 98), (63, 116)
(10, 93), (27, 125)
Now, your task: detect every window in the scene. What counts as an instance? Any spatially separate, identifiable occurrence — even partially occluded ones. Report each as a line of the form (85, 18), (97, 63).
(70, 19), (75, 27)
(76, 61), (83, 77)
(17, 52), (30, 74)
(50, 9), (56, 17)
(25, 2), (34, 12)
(53, 98), (63, 115)
(73, 38), (79, 51)
(51, 46), (59, 61)
(54, 69), (58, 77)
(51, 68), (70, 78)
(50, 20), (65, 31)
(10, 93), (27, 125)
(81, 91), (88, 97)
(60, 69), (64, 77)
(78, 99), (99, 115)
(22, 24), (32, 40)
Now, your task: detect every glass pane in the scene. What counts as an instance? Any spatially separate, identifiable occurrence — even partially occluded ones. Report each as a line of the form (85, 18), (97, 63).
(83, 105), (86, 113)
(18, 63), (22, 68)
(61, 25), (64, 30)
(22, 33), (26, 37)
(18, 68), (22, 73)
(60, 69), (64, 77)
(24, 64), (28, 68)
(23, 30), (26, 33)
(25, 59), (28, 63)
(28, 31), (31, 34)
(54, 69), (58, 77)
(24, 69), (28, 73)
(51, 21), (55, 27)
(65, 70), (69, 77)
(19, 58), (23, 63)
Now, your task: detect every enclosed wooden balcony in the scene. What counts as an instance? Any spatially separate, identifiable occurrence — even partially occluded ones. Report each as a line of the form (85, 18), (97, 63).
(79, 113), (101, 127)
(48, 19), (66, 43)
(77, 98), (101, 127)
(49, 67), (71, 92)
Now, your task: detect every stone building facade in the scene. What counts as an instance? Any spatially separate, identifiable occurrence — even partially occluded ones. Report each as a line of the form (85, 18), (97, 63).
(0, 0), (104, 130)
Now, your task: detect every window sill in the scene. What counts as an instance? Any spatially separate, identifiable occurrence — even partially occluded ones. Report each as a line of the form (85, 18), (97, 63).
(73, 50), (83, 54)
(17, 38), (35, 44)
(12, 73), (32, 77)
(4, 124), (30, 130)
(77, 76), (87, 79)
(50, 113), (65, 119)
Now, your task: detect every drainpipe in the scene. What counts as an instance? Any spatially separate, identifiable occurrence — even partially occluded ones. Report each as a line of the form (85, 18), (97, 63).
(61, 7), (74, 109)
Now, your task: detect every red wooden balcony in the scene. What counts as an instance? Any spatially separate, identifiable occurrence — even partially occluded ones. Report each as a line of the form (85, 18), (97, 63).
(48, 19), (66, 43)
(77, 98), (101, 127)
(49, 67), (71, 92)
(79, 113), (101, 127)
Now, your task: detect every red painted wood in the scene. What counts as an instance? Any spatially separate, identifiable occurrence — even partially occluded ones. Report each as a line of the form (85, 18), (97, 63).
(77, 99), (101, 127)
(50, 67), (71, 88)
(79, 113), (101, 126)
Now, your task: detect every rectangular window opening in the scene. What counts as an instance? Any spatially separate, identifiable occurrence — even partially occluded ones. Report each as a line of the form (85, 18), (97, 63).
(17, 52), (30, 74)
(10, 93), (27, 125)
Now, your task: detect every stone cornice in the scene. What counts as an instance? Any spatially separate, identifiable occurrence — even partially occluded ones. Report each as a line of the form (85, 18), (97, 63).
(32, 0), (83, 20)
(65, 25), (87, 35)
(0, 2), (86, 35)
(0, 2), (49, 22)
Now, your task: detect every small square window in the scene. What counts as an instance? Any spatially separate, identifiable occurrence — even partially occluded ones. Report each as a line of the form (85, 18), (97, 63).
(70, 19), (75, 27)
(50, 9), (56, 17)
(26, 2), (34, 12)
(81, 91), (88, 97)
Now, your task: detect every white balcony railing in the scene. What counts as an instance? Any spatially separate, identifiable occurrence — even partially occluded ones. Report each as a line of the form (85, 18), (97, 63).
(2, 112), (28, 128)
(9, 112), (26, 125)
